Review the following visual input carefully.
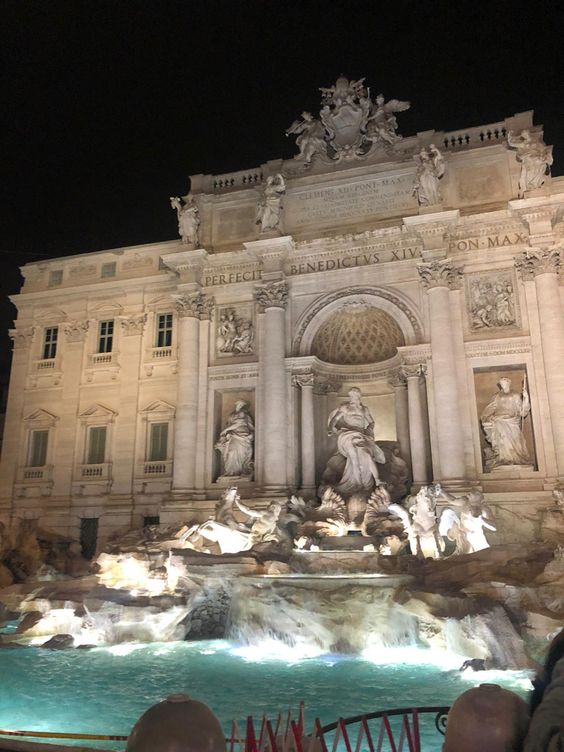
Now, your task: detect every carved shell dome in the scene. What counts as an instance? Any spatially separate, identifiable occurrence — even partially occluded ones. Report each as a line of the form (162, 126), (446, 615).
(311, 304), (405, 365)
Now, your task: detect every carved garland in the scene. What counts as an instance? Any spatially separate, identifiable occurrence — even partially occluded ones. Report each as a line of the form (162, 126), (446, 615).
(292, 287), (423, 356)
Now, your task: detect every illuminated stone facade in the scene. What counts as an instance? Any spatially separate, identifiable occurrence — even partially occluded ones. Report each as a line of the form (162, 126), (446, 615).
(1, 92), (563, 550)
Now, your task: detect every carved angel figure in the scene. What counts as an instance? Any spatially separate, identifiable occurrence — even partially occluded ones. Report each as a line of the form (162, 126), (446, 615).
(255, 174), (286, 233)
(286, 111), (326, 166)
(366, 94), (411, 146)
(170, 194), (200, 245)
(507, 129), (553, 197)
(412, 145), (446, 206)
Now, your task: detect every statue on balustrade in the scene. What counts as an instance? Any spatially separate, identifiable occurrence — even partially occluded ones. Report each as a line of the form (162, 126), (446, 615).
(215, 401), (254, 478)
(286, 111), (326, 166)
(325, 387), (385, 496)
(480, 377), (531, 471)
(412, 145), (445, 206)
(255, 173), (286, 233)
(507, 129), (553, 196)
(169, 194), (200, 246)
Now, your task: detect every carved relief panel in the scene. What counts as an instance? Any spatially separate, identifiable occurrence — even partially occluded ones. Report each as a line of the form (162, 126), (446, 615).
(465, 270), (520, 334)
(215, 305), (255, 357)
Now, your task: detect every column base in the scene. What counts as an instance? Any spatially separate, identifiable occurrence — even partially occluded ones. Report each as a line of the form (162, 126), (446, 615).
(432, 478), (481, 493)
(299, 485), (317, 499)
(259, 485), (289, 497)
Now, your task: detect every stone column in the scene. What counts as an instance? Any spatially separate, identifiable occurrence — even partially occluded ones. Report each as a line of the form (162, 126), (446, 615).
(418, 259), (466, 482)
(388, 371), (411, 473)
(294, 372), (316, 496)
(516, 247), (564, 476)
(172, 291), (213, 495)
(401, 364), (432, 485)
(254, 280), (289, 493)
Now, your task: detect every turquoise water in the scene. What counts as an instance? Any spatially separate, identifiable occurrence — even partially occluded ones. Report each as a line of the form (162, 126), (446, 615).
(0, 641), (532, 750)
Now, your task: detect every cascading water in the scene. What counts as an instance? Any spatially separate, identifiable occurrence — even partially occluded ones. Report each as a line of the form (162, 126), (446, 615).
(227, 574), (419, 656)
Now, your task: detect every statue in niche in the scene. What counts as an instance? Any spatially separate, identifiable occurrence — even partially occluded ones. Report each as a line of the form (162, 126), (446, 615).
(215, 400), (254, 478)
(412, 144), (445, 206)
(435, 485), (496, 554)
(216, 309), (254, 355)
(285, 111), (327, 166)
(468, 276), (516, 330)
(255, 174), (286, 233)
(507, 129), (553, 196)
(480, 376), (531, 471)
(325, 387), (386, 496)
(169, 194), (200, 245)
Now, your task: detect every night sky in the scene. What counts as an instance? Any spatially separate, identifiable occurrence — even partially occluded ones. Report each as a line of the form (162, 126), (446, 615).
(2, 0), (564, 378)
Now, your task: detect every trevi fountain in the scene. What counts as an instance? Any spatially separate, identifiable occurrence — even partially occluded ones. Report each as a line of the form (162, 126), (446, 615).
(0, 76), (563, 749)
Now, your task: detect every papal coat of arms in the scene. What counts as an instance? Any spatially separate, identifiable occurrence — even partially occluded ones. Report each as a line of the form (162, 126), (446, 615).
(286, 76), (410, 166)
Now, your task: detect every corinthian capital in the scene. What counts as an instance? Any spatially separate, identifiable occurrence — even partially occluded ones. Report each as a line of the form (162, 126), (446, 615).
(514, 247), (561, 280)
(254, 280), (289, 311)
(63, 320), (89, 343)
(418, 259), (463, 290)
(400, 363), (427, 379)
(173, 292), (215, 318)
(9, 326), (35, 350)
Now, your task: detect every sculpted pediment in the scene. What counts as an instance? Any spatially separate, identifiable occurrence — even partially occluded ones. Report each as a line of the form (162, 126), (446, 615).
(140, 400), (176, 416)
(34, 308), (67, 324)
(24, 408), (59, 426)
(78, 404), (118, 421)
(90, 301), (124, 315)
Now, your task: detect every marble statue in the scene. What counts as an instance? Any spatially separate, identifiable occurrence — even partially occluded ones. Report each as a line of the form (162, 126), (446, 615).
(326, 387), (385, 496)
(552, 487), (564, 507)
(365, 94), (411, 146)
(412, 145), (445, 206)
(286, 112), (327, 166)
(194, 488), (288, 554)
(286, 77), (410, 164)
(507, 129), (553, 196)
(216, 310), (254, 355)
(435, 485), (496, 554)
(480, 377), (531, 470)
(255, 174), (286, 233)
(215, 401), (254, 478)
(170, 194), (200, 245)
(389, 486), (444, 559)
(286, 488), (348, 542)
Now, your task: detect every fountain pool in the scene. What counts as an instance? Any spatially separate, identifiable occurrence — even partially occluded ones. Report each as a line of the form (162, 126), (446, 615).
(0, 640), (532, 751)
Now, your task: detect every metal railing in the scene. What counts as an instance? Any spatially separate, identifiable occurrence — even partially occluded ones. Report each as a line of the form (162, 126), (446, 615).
(0, 705), (450, 752)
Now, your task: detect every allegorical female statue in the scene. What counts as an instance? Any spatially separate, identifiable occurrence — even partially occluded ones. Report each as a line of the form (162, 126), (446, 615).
(215, 400), (254, 478)
(480, 377), (531, 470)
(327, 387), (385, 495)
(170, 194), (200, 246)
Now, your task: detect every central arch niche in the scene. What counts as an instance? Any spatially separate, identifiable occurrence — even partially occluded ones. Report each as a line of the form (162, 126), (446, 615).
(311, 303), (405, 365)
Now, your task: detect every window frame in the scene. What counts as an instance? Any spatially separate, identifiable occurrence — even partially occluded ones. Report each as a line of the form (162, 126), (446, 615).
(97, 319), (114, 354)
(42, 326), (58, 360)
(155, 312), (173, 348)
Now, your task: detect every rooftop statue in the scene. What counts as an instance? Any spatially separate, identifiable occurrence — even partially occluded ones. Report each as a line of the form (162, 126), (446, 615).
(507, 129), (553, 196)
(255, 173), (286, 233)
(412, 144), (445, 206)
(286, 76), (410, 166)
(170, 194), (200, 246)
